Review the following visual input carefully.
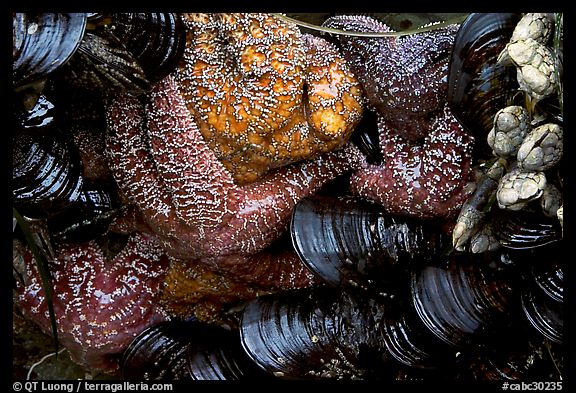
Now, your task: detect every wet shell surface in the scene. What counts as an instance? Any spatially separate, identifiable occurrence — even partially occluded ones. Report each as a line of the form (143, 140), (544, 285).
(239, 287), (389, 379)
(521, 259), (563, 343)
(11, 12), (564, 382)
(13, 13), (87, 90)
(447, 13), (521, 157)
(108, 13), (186, 83)
(491, 209), (562, 249)
(122, 319), (269, 380)
(290, 195), (448, 291)
(46, 180), (120, 243)
(411, 253), (517, 349)
(13, 127), (84, 219)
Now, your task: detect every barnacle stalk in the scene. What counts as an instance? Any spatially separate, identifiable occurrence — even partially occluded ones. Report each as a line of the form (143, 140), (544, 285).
(452, 158), (506, 251)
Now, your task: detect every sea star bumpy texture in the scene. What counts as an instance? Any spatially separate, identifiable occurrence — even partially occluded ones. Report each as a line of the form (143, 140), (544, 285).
(105, 74), (366, 288)
(324, 15), (475, 220)
(14, 232), (169, 373)
(350, 104), (475, 220)
(175, 13), (364, 185)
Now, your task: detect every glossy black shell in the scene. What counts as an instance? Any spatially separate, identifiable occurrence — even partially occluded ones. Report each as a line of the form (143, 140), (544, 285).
(447, 13), (522, 158)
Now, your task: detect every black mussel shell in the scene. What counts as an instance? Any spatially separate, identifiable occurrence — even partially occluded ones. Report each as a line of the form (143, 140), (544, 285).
(522, 287), (563, 344)
(458, 336), (560, 381)
(350, 109), (382, 165)
(13, 127), (84, 219)
(521, 261), (563, 344)
(122, 321), (193, 380)
(109, 13), (186, 83)
(239, 287), (391, 379)
(411, 253), (518, 349)
(531, 257), (563, 303)
(447, 13), (521, 158)
(290, 195), (448, 292)
(492, 209), (562, 249)
(381, 295), (457, 370)
(14, 94), (56, 130)
(122, 319), (267, 380)
(46, 180), (120, 243)
(186, 326), (271, 380)
(13, 13), (87, 90)
(62, 29), (149, 94)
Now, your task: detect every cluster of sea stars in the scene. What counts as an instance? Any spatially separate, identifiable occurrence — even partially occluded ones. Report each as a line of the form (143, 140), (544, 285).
(325, 15), (476, 220)
(14, 13), (479, 374)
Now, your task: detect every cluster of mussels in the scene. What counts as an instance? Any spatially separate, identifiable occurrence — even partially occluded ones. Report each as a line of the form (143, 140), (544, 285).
(12, 13), (563, 381)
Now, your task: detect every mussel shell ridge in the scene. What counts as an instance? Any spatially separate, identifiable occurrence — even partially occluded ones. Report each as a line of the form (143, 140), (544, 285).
(110, 13), (186, 82)
(492, 210), (563, 249)
(13, 128), (84, 218)
(411, 254), (517, 348)
(122, 321), (192, 380)
(13, 13), (87, 89)
(239, 287), (389, 379)
(521, 260), (563, 344)
(381, 297), (457, 370)
(447, 13), (521, 152)
(291, 195), (447, 292)
(123, 319), (268, 380)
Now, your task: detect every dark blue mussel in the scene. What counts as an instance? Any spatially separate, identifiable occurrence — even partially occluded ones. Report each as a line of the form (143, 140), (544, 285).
(121, 319), (270, 380)
(62, 27), (150, 95)
(14, 94), (57, 130)
(290, 195), (449, 292)
(46, 180), (121, 243)
(238, 253), (545, 380)
(491, 209), (563, 250)
(109, 13), (186, 83)
(447, 13), (522, 158)
(521, 256), (563, 344)
(13, 126), (84, 219)
(62, 13), (185, 95)
(240, 286), (391, 380)
(13, 13), (87, 94)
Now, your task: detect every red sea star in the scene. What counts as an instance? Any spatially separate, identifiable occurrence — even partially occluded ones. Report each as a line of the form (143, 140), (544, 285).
(14, 232), (169, 373)
(324, 15), (475, 220)
(105, 75), (366, 287)
(350, 104), (475, 220)
(324, 15), (459, 142)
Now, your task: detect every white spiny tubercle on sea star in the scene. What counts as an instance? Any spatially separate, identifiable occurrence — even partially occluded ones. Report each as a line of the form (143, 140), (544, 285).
(175, 13), (364, 184)
(15, 232), (170, 373)
(105, 74), (366, 283)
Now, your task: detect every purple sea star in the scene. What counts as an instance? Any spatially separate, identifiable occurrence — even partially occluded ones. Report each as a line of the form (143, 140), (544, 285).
(324, 15), (475, 220)
(14, 232), (170, 373)
(104, 74), (365, 288)
(350, 104), (475, 219)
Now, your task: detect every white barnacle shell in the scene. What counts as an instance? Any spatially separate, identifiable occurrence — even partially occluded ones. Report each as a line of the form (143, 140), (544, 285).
(496, 167), (546, 210)
(507, 38), (558, 101)
(469, 223), (501, 254)
(517, 123), (562, 171)
(487, 105), (531, 158)
(510, 13), (554, 45)
(540, 182), (562, 218)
